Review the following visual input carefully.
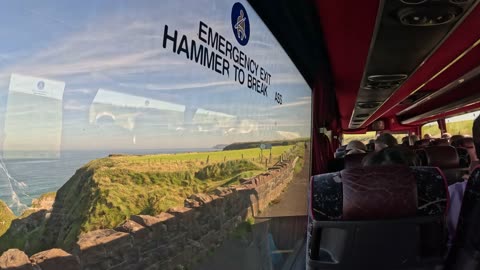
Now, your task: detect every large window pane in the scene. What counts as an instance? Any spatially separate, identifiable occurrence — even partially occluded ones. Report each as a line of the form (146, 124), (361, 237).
(0, 1), (312, 269)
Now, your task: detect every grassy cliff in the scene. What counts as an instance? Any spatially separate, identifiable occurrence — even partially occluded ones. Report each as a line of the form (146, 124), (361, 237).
(30, 146), (292, 251)
(0, 200), (15, 237)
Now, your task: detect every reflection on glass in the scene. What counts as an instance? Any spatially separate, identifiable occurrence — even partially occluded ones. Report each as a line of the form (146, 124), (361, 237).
(3, 74), (64, 159)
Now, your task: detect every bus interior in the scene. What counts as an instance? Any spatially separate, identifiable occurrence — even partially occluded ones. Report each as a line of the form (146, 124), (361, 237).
(0, 0), (480, 270)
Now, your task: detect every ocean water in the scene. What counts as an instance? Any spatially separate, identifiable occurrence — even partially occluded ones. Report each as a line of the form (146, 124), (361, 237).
(0, 148), (215, 215)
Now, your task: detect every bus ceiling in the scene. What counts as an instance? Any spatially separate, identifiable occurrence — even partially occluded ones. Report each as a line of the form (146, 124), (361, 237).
(250, 0), (480, 132)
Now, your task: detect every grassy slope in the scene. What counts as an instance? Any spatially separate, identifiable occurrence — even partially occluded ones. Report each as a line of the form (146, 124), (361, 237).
(0, 200), (15, 237)
(344, 120), (474, 145)
(422, 120), (474, 137)
(35, 145), (294, 250)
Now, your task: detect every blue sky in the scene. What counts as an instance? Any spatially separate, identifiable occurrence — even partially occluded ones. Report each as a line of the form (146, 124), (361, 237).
(0, 0), (311, 152)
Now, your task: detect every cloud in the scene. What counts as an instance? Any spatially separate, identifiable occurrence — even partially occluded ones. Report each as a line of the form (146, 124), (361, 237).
(271, 100), (311, 110)
(119, 80), (236, 91)
(63, 100), (88, 111)
(65, 88), (95, 94)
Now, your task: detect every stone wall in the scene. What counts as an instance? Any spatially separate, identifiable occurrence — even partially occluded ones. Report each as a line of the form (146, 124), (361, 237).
(0, 158), (297, 270)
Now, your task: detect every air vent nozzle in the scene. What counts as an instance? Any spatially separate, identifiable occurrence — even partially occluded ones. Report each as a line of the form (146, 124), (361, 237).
(398, 6), (462, 26)
(367, 74), (408, 82)
(357, 102), (381, 109)
(356, 114), (370, 119)
(450, 0), (470, 4)
(363, 74), (407, 90)
(401, 0), (427, 5)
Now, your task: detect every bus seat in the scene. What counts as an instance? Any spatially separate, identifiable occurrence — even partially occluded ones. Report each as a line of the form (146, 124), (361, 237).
(456, 147), (471, 168)
(457, 137), (478, 163)
(308, 166), (448, 270)
(328, 158), (345, 172)
(334, 145), (347, 159)
(415, 139), (432, 148)
(366, 142), (375, 152)
(446, 167), (480, 270)
(450, 135), (465, 147)
(343, 153), (367, 169)
(423, 146), (468, 185)
(431, 138), (450, 146)
(341, 165), (417, 220)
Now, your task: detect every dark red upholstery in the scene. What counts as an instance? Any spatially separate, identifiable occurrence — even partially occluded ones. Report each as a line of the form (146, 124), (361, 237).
(310, 166), (448, 219)
(456, 147), (471, 168)
(450, 135), (465, 147)
(343, 153), (367, 169)
(423, 146), (468, 184)
(415, 139), (431, 148)
(431, 139), (450, 146)
(424, 146), (460, 169)
(341, 165), (417, 220)
(458, 137), (478, 162)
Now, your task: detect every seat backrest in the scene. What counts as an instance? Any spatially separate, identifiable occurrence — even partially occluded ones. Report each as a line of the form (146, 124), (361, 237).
(343, 153), (367, 169)
(456, 147), (471, 168)
(424, 145), (460, 168)
(415, 149), (428, 166)
(310, 166), (449, 219)
(450, 135), (465, 147)
(459, 137), (478, 162)
(308, 166), (448, 270)
(341, 165), (417, 220)
(366, 142), (375, 152)
(423, 146), (468, 184)
(412, 166), (449, 216)
(431, 138), (450, 146)
(415, 139), (431, 148)
(447, 167), (480, 269)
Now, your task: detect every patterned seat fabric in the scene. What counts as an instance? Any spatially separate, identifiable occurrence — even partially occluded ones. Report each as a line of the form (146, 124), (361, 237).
(310, 166), (448, 220)
(413, 167), (449, 216)
(455, 167), (480, 246)
(310, 172), (342, 220)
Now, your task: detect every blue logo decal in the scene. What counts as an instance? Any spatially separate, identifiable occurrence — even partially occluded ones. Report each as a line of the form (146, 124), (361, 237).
(231, 2), (250, 46)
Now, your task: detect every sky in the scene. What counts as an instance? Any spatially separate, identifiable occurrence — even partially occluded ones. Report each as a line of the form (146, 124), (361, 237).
(0, 0), (312, 155)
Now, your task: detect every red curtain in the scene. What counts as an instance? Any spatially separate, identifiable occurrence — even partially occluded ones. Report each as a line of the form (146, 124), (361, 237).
(311, 81), (336, 175)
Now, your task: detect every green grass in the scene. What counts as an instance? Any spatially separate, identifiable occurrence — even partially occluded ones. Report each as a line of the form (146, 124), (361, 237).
(0, 200), (15, 237)
(343, 132), (376, 145)
(0, 145), (298, 252)
(422, 120), (473, 137)
(446, 120), (473, 136)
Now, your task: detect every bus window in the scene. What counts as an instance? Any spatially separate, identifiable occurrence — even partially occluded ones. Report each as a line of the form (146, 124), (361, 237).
(445, 111), (480, 136)
(343, 131), (376, 145)
(390, 132), (409, 144)
(422, 121), (441, 138)
(0, 1), (312, 269)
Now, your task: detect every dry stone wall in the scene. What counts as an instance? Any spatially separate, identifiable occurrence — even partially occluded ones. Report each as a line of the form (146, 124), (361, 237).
(0, 158), (297, 270)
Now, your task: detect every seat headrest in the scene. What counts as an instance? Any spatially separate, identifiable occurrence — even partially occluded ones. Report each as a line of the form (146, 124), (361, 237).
(460, 137), (475, 149)
(343, 153), (367, 169)
(450, 135), (465, 147)
(415, 139), (431, 148)
(424, 146), (460, 169)
(341, 165), (417, 220)
(310, 166), (448, 221)
(431, 139), (450, 146)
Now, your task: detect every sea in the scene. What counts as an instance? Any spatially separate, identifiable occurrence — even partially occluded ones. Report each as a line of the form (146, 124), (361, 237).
(0, 148), (216, 215)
